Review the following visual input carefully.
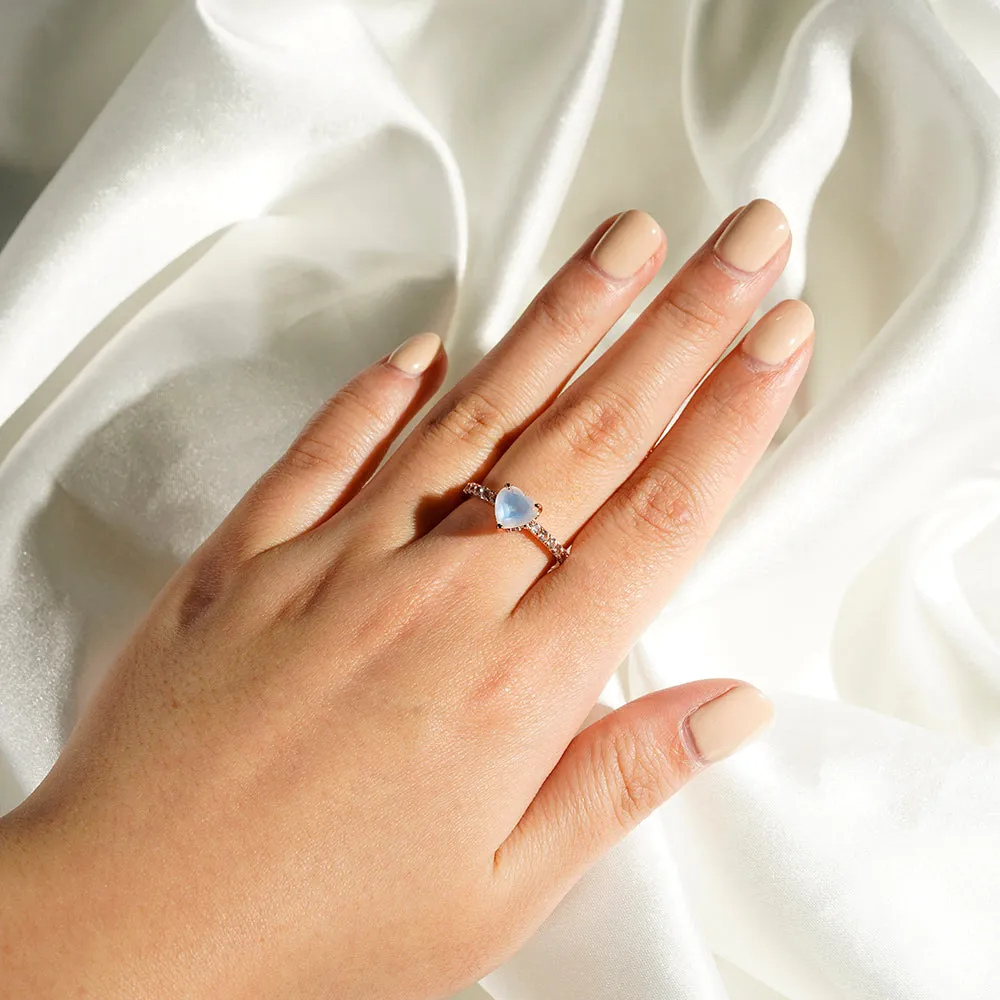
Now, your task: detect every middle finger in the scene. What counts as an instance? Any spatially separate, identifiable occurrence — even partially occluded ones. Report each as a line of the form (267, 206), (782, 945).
(432, 199), (791, 597)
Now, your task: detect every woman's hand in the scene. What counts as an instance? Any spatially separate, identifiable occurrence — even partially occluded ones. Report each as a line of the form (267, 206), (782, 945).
(0, 200), (812, 1000)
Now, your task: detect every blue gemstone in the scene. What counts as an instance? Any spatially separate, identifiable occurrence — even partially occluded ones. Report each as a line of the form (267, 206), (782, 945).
(495, 485), (536, 529)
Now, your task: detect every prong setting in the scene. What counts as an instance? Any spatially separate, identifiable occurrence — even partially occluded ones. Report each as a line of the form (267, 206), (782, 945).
(462, 481), (569, 564)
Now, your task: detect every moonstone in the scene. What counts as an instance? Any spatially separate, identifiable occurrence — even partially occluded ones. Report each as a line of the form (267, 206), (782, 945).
(494, 485), (536, 529)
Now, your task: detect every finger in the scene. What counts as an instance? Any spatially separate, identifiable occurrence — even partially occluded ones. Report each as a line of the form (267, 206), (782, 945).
(437, 200), (791, 593)
(361, 211), (667, 542)
(219, 332), (446, 558)
(531, 299), (814, 675)
(493, 681), (773, 907)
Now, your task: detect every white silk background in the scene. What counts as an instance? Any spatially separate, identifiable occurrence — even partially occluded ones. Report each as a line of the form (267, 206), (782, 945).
(0, 1), (998, 997)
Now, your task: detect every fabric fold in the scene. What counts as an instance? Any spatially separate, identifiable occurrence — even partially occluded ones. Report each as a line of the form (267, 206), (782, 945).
(1, 1), (998, 997)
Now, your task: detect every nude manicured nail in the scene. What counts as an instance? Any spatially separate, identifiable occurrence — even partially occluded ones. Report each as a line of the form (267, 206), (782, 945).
(741, 299), (814, 365)
(686, 686), (774, 764)
(590, 210), (663, 280)
(387, 332), (441, 376)
(714, 199), (789, 272)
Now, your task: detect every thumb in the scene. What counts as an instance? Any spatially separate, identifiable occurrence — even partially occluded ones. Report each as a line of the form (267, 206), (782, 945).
(493, 681), (773, 900)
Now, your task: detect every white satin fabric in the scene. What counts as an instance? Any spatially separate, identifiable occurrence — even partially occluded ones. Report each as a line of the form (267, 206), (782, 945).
(1, 1), (999, 997)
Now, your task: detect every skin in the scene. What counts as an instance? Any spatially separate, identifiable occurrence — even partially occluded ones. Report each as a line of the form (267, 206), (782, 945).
(0, 204), (812, 999)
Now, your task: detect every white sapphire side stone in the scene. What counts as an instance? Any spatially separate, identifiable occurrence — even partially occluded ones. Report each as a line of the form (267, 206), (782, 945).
(494, 485), (537, 529)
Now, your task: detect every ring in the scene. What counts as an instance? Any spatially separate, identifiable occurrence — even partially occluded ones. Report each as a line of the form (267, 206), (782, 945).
(463, 482), (569, 565)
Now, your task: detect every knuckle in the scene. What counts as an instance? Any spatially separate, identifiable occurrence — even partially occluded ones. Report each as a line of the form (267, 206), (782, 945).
(600, 727), (671, 829)
(714, 403), (759, 464)
(462, 628), (538, 720)
(283, 377), (388, 475)
(337, 378), (393, 430)
(465, 655), (520, 713)
(425, 387), (506, 451)
(529, 284), (591, 348)
(659, 284), (730, 346)
(283, 426), (348, 475)
(174, 559), (229, 632)
(621, 458), (712, 548)
(687, 377), (768, 473)
(706, 377), (771, 451)
(548, 387), (645, 465)
(270, 561), (335, 622)
(171, 540), (253, 633)
(463, 635), (529, 713)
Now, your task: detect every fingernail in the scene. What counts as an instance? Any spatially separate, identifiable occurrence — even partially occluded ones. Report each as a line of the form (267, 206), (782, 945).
(741, 299), (814, 365)
(685, 685), (774, 764)
(590, 210), (663, 280)
(387, 331), (441, 376)
(714, 199), (789, 272)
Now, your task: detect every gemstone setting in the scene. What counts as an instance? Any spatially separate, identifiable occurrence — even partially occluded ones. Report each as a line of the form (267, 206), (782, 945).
(462, 481), (568, 564)
(494, 485), (537, 529)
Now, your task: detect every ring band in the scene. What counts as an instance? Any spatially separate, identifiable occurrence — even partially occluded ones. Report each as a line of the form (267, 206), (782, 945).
(463, 482), (569, 565)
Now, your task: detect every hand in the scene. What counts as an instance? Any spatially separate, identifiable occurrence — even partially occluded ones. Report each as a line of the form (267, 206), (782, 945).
(0, 200), (812, 999)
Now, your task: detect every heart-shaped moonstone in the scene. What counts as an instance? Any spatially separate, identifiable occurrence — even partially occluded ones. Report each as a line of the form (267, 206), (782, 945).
(495, 485), (537, 529)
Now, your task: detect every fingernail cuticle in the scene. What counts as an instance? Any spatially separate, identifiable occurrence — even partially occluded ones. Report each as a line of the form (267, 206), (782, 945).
(590, 210), (663, 280)
(387, 331), (442, 376)
(714, 199), (789, 273)
(685, 686), (774, 764)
